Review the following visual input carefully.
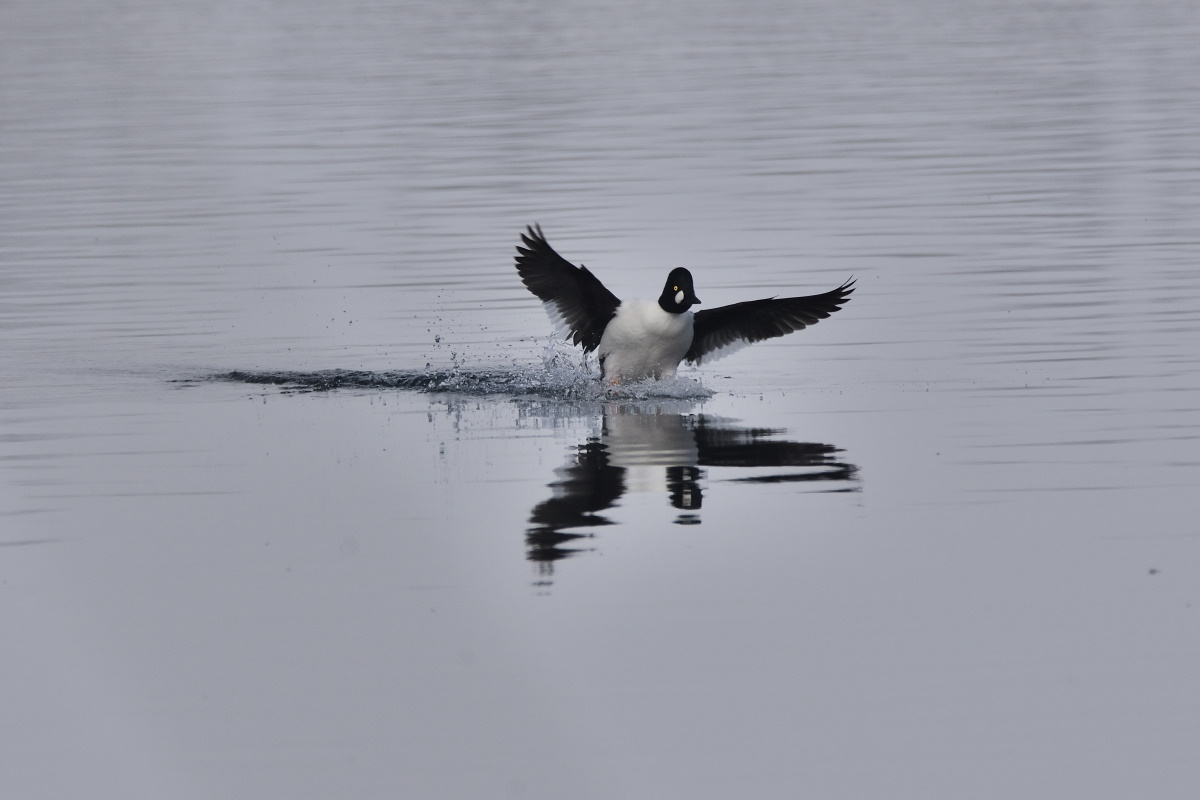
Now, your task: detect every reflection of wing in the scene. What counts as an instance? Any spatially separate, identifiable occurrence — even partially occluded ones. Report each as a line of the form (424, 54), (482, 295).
(691, 419), (859, 485)
(685, 279), (855, 364)
(514, 225), (621, 352)
(525, 439), (625, 566)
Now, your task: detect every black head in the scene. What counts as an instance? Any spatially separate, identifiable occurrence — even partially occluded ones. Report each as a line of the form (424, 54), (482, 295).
(658, 267), (701, 313)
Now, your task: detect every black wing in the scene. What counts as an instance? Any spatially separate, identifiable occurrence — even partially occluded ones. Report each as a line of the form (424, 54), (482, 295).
(686, 279), (855, 364)
(514, 225), (621, 352)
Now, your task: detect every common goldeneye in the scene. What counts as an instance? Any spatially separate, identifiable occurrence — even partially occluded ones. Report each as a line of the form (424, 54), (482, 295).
(514, 225), (854, 383)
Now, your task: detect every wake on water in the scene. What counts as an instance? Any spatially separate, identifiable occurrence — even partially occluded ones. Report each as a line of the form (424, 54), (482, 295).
(212, 342), (713, 401)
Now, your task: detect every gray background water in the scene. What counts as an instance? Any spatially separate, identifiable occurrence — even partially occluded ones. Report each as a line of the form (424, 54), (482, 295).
(3, 1), (1199, 798)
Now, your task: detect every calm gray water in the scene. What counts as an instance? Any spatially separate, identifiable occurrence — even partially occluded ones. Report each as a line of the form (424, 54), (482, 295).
(3, 1), (1200, 798)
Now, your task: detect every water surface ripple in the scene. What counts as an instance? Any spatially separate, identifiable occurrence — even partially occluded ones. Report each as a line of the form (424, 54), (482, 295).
(2, 1), (1199, 799)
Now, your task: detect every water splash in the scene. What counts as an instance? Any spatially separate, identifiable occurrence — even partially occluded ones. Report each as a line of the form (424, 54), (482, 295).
(216, 367), (712, 400)
(211, 355), (712, 401)
(204, 331), (713, 399)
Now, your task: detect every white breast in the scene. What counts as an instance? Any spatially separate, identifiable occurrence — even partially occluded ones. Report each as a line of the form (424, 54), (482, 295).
(596, 299), (694, 382)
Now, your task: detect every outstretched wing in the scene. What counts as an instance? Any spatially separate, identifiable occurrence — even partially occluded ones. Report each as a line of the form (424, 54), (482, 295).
(514, 225), (621, 352)
(686, 278), (855, 364)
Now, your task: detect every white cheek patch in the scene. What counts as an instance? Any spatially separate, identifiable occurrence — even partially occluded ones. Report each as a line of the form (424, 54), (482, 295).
(675, 290), (685, 305)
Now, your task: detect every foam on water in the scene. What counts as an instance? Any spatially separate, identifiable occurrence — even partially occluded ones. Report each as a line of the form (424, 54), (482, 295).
(206, 336), (713, 400)
(215, 366), (712, 400)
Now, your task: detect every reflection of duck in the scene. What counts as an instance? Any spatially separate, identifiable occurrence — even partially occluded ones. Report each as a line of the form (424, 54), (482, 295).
(514, 226), (855, 384)
(525, 406), (858, 583)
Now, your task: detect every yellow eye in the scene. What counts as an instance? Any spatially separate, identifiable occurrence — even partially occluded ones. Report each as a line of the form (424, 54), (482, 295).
(673, 286), (678, 291)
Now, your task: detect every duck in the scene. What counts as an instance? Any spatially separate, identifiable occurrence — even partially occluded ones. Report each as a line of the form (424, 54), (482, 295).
(514, 225), (854, 383)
